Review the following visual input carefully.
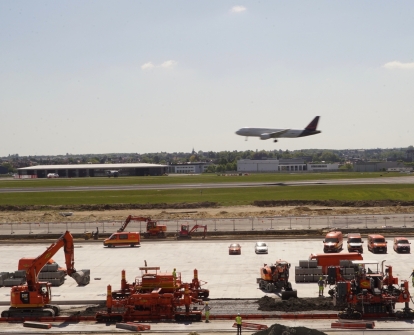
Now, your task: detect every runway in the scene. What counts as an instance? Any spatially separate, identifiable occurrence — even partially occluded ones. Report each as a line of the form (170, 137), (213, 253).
(0, 176), (413, 193)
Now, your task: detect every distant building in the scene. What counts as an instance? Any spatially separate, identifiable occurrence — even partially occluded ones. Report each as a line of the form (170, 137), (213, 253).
(237, 159), (339, 172)
(353, 161), (400, 172)
(168, 162), (213, 174)
(17, 163), (168, 178)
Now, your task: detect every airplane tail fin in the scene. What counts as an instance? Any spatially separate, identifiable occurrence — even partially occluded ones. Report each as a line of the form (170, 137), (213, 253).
(305, 116), (320, 131)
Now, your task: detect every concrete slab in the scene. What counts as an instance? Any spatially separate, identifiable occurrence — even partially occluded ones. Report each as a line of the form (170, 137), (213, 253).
(0, 239), (413, 305)
(0, 237), (413, 303)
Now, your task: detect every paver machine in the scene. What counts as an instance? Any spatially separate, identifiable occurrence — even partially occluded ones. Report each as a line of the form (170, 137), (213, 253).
(1, 231), (90, 318)
(257, 259), (297, 300)
(330, 261), (414, 319)
(111, 264), (209, 300)
(96, 265), (206, 322)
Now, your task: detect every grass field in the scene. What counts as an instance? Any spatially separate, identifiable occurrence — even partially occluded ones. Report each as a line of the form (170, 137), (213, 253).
(0, 171), (406, 189)
(1, 184), (414, 206)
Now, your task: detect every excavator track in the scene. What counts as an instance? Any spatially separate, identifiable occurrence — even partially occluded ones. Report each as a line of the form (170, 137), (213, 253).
(1, 307), (55, 318)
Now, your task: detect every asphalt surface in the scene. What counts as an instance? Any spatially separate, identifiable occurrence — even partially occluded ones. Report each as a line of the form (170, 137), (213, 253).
(0, 176), (413, 193)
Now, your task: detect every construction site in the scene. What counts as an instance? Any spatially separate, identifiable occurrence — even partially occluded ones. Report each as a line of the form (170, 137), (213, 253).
(1, 212), (414, 334)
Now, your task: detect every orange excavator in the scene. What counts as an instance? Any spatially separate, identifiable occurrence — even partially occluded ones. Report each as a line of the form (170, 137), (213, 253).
(118, 215), (167, 238)
(178, 224), (207, 239)
(1, 231), (90, 318)
(257, 259), (297, 300)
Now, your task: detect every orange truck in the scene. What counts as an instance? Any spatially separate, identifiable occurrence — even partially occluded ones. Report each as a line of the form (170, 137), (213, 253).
(309, 252), (363, 274)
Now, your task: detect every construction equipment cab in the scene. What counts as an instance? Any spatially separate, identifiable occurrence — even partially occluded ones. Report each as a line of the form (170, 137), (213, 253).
(323, 231), (343, 253)
(104, 232), (140, 248)
(144, 220), (167, 238)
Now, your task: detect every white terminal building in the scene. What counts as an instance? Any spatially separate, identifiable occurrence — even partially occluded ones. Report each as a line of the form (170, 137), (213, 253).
(237, 159), (339, 173)
(168, 162), (213, 174)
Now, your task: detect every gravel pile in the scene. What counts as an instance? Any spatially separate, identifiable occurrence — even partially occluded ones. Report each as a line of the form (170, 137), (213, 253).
(257, 296), (342, 312)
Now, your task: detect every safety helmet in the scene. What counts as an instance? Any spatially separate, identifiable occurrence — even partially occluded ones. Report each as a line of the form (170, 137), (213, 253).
(238, 313), (240, 315)
(206, 302), (208, 305)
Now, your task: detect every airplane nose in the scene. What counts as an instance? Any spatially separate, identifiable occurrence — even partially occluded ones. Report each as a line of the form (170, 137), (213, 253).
(235, 129), (241, 135)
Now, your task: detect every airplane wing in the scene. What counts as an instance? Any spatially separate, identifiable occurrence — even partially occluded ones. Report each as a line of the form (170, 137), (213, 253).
(267, 129), (290, 138)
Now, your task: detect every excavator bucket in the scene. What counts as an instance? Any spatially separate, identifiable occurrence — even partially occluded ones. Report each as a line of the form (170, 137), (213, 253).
(281, 289), (297, 300)
(71, 270), (90, 286)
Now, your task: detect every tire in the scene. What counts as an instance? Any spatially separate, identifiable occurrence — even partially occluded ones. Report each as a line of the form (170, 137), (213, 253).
(130, 244), (135, 247)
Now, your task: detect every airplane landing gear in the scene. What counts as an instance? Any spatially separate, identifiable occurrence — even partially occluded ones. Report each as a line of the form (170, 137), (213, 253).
(273, 139), (278, 143)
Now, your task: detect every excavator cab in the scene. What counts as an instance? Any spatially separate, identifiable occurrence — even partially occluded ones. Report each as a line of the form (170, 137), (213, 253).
(180, 224), (190, 237)
(85, 227), (99, 240)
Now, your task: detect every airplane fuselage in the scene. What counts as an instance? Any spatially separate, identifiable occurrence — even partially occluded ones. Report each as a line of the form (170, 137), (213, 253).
(235, 116), (321, 141)
(235, 128), (320, 139)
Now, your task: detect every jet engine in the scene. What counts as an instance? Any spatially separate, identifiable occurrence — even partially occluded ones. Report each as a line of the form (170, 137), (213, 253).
(260, 133), (271, 140)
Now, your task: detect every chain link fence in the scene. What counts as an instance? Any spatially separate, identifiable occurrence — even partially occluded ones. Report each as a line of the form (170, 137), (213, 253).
(1, 214), (413, 236)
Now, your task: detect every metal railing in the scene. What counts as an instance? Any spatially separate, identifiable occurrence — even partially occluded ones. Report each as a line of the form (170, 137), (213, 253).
(0, 214), (413, 236)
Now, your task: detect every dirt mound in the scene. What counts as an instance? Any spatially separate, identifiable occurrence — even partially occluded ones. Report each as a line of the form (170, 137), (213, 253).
(257, 296), (341, 312)
(0, 202), (218, 212)
(253, 200), (414, 207)
(253, 323), (327, 335)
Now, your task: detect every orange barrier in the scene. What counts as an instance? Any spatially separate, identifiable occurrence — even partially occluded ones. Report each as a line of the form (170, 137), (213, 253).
(331, 321), (375, 329)
(232, 322), (268, 330)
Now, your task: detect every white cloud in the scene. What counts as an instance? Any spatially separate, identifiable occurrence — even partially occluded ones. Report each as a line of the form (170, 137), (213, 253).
(231, 6), (246, 13)
(141, 62), (155, 70)
(160, 60), (178, 69)
(383, 61), (414, 70)
(141, 60), (177, 70)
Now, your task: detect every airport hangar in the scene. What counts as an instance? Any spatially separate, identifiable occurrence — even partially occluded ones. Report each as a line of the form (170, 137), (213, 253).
(17, 163), (168, 178)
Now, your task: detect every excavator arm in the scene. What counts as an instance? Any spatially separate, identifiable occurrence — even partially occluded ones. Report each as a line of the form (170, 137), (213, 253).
(118, 215), (152, 232)
(26, 231), (88, 290)
(189, 225), (207, 239)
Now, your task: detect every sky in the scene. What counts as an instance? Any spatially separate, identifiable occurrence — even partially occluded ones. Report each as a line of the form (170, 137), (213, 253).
(1, 1), (414, 156)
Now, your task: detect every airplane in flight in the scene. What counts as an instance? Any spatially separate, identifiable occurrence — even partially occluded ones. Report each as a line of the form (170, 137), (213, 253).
(235, 116), (321, 142)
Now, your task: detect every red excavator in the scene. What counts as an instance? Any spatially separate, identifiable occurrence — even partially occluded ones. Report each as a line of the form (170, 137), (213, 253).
(178, 224), (207, 239)
(257, 259), (297, 300)
(1, 231), (90, 318)
(118, 215), (167, 238)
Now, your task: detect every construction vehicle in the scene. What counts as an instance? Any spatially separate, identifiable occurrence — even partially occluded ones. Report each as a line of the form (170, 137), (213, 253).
(96, 266), (206, 322)
(117, 215), (166, 238)
(329, 260), (414, 319)
(96, 283), (203, 322)
(111, 264), (209, 300)
(257, 259), (297, 300)
(144, 219), (167, 238)
(178, 224), (207, 239)
(84, 227), (99, 240)
(1, 231), (90, 318)
(309, 252), (363, 275)
(104, 232), (140, 248)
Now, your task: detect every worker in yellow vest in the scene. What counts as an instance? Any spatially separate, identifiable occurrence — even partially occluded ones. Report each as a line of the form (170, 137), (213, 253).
(172, 268), (177, 288)
(235, 313), (242, 334)
(202, 302), (211, 322)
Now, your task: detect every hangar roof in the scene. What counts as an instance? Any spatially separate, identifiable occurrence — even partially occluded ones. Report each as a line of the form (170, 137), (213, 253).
(18, 163), (168, 171)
